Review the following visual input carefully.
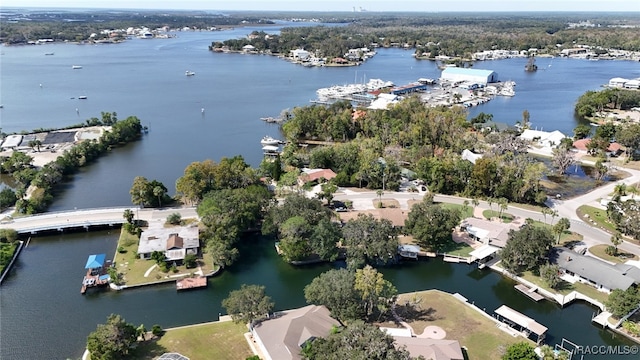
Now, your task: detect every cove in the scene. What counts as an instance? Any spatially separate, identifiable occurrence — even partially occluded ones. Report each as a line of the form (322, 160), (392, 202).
(0, 230), (635, 360)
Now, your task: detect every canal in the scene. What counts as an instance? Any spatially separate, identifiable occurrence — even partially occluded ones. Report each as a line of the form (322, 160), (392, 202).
(0, 230), (635, 359)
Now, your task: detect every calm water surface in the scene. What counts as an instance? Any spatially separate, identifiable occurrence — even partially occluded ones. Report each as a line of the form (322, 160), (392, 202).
(2, 25), (640, 359)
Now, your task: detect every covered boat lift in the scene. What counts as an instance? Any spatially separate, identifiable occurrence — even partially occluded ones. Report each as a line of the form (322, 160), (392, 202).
(495, 305), (547, 344)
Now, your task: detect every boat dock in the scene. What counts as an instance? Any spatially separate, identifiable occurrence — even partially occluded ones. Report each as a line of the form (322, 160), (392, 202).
(81, 253), (111, 294)
(514, 284), (545, 302)
(495, 304), (548, 344)
(176, 276), (207, 291)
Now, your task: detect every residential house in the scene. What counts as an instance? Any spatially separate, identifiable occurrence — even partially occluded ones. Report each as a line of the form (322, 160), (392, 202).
(298, 168), (337, 186)
(252, 305), (340, 360)
(519, 129), (567, 149)
(460, 217), (521, 248)
(290, 49), (310, 61)
(138, 224), (199, 262)
(550, 247), (640, 293)
(393, 337), (464, 360)
(573, 138), (622, 156)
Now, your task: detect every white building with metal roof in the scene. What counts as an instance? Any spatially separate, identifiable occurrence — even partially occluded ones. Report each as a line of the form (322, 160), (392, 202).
(440, 68), (498, 85)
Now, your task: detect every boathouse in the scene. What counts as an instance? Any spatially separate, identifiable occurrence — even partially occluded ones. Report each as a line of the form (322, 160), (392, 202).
(81, 254), (110, 294)
(440, 68), (498, 86)
(495, 305), (547, 344)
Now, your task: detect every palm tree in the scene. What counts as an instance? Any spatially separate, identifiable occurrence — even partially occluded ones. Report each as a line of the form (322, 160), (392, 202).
(153, 186), (165, 208)
(611, 232), (623, 255)
(376, 189), (384, 208)
(497, 198), (508, 220)
(136, 324), (147, 341)
(462, 200), (470, 218)
(471, 198), (479, 217)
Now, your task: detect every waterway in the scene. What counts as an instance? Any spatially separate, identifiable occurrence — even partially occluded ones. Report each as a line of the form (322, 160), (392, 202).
(1, 23), (640, 359)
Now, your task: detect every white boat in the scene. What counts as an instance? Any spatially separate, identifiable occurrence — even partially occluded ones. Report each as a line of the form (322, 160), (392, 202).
(72, 65), (82, 69)
(185, 70), (195, 76)
(260, 136), (280, 146)
(262, 145), (280, 153)
(78, 96), (87, 100)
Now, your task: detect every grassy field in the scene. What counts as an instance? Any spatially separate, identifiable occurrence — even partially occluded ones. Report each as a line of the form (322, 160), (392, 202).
(133, 321), (253, 360)
(439, 241), (474, 257)
(439, 203), (473, 219)
(576, 205), (618, 234)
(113, 227), (215, 286)
(395, 290), (525, 359)
(589, 244), (638, 263)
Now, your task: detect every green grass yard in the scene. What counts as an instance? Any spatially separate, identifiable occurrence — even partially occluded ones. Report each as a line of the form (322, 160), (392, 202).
(133, 320), (253, 360)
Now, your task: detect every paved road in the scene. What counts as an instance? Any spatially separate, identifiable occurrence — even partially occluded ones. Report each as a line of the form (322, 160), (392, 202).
(0, 206), (198, 233)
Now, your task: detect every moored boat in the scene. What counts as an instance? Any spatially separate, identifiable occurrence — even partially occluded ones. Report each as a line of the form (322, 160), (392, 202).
(185, 70), (195, 76)
(260, 136), (281, 146)
(72, 65), (82, 69)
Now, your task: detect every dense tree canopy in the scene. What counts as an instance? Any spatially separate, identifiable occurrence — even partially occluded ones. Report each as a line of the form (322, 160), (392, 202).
(502, 342), (538, 360)
(222, 284), (274, 325)
(605, 287), (640, 318)
(304, 268), (364, 321)
(86, 314), (137, 360)
(301, 321), (415, 360)
(342, 213), (398, 268)
(404, 199), (461, 252)
(500, 222), (555, 274)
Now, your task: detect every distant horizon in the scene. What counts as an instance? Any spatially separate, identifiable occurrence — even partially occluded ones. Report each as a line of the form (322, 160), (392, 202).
(1, 0), (639, 13)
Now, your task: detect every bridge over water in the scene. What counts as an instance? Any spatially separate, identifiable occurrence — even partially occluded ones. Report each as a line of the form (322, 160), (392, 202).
(0, 207), (198, 235)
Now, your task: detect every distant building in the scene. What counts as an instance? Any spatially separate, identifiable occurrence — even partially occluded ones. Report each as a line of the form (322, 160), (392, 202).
(609, 77), (629, 88)
(298, 168), (337, 185)
(242, 44), (256, 52)
(440, 68), (498, 86)
(290, 49), (310, 61)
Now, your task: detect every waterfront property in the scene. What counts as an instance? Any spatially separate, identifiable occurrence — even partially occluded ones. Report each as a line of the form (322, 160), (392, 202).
(138, 224), (199, 262)
(460, 217), (523, 248)
(251, 305), (340, 360)
(550, 247), (640, 293)
(495, 305), (548, 344)
(440, 68), (498, 86)
(519, 129), (568, 150)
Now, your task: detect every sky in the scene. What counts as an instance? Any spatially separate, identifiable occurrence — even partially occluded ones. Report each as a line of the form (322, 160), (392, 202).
(1, 0), (639, 12)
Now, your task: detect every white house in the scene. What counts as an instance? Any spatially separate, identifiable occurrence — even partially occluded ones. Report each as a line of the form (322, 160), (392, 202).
(138, 224), (199, 261)
(609, 77), (629, 88)
(242, 44), (256, 52)
(290, 49), (310, 61)
(519, 129), (567, 149)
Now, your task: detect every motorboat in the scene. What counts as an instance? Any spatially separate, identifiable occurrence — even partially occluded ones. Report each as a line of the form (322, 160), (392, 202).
(262, 145), (280, 153)
(185, 70), (195, 76)
(260, 136), (280, 146)
(72, 65), (82, 69)
(78, 96), (87, 99)
(45, 52), (54, 56)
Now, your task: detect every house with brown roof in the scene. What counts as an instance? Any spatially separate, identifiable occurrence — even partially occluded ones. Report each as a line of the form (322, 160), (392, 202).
(573, 138), (622, 155)
(298, 168), (337, 185)
(252, 305), (340, 360)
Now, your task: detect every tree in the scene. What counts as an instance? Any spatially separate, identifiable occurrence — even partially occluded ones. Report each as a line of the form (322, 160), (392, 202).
(166, 212), (181, 225)
(404, 199), (460, 252)
(136, 324), (147, 341)
(552, 146), (575, 175)
(123, 209), (134, 224)
(540, 263), (561, 289)
(553, 217), (571, 243)
(616, 123), (640, 159)
(222, 284), (274, 326)
(354, 265), (397, 318)
(184, 253), (197, 268)
(610, 232), (623, 255)
(502, 342), (538, 360)
(376, 189), (384, 208)
(605, 287), (640, 318)
(86, 314), (137, 360)
(301, 321), (413, 360)
(130, 176), (150, 207)
(206, 238), (238, 268)
(0, 188), (17, 210)
(497, 197), (508, 220)
(304, 269), (364, 321)
(342, 213), (398, 268)
(471, 198), (480, 217)
(573, 124), (592, 140)
(319, 182), (338, 206)
(153, 185), (165, 208)
(278, 215), (313, 262)
(499, 223), (555, 274)
(592, 159), (609, 182)
(309, 218), (341, 262)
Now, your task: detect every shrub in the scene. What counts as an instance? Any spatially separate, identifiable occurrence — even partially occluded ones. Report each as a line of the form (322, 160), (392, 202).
(117, 246), (126, 254)
(622, 320), (640, 336)
(166, 213), (182, 225)
(184, 254), (197, 269)
(170, 264), (178, 273)
(151, 324), (164, 336)
(605, 245), (617, 256)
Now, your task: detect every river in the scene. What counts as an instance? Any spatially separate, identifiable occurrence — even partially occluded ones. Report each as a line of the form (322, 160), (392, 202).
(1, 23), (639, 359)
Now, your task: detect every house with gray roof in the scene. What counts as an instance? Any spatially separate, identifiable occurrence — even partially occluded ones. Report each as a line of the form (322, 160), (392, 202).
(460, 217), (522, 248)
(393, 337), (464, 360)
(252, 305), (340, 360)
(138, 224), (199, 262)
(550, 248), (639, 293)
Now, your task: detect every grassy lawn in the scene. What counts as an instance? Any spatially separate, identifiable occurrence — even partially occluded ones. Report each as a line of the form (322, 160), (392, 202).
(519, 270), (610, 304)
(482, 210), (514, 223)
(439, 241), (474, 257)
(439, 203), (473, 219)
(113, 228), (215, 287)
(576, 205), (618, 234)
(132, 321), (252, 360)
(589, 244), (638, 263)
(395, 290), (525, 360)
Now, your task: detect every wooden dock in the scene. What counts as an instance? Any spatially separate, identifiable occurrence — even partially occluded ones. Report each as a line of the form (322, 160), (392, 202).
(176, 276), (207, 291)
(515, 284), (545, 302)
